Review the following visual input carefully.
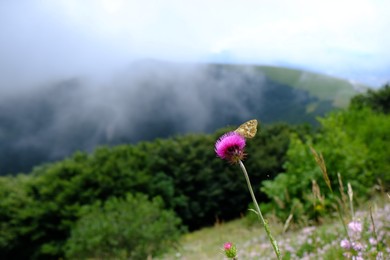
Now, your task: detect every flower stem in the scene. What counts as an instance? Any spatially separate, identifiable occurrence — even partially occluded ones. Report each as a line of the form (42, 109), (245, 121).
(238, 160), (281, 260)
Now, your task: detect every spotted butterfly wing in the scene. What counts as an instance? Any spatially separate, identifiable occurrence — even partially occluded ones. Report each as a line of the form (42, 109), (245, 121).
(234, 119), (258, 138)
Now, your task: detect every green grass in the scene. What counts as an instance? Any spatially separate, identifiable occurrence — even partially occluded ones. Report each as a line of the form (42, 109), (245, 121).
(157, 217), (281, 260)
(157, 216), (341, 259)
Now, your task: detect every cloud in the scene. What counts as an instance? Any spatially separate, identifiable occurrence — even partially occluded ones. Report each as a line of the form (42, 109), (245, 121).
(0, 61), (272, 174)
(0, 0), (389, 90)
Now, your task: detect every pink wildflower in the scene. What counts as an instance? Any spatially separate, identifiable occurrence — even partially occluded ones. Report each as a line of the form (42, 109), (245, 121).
(340, 239), (351, 250)
(352, 242), (364, 251)
(369, 237), (378, 245)
(343, 252), (352, 258)
(215, 132), (246, 164)
(348, 220), (362, 233)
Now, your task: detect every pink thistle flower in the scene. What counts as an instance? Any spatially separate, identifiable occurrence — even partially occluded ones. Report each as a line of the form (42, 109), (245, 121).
(215, 132), (246, 164)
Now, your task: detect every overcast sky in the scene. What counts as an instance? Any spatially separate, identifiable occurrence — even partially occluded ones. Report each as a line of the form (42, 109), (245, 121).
(1, 0), (389, 90)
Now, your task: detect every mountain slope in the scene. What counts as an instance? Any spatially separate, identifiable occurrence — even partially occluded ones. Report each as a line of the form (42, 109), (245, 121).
(0, 62), (366, 174)
(257, 65), (367, 107)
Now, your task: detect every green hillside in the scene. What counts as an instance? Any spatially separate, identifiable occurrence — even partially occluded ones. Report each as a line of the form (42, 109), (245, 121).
(256, 65), (368, 108)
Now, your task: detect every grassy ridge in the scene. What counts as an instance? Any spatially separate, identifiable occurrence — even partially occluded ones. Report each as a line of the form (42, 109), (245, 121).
(257, 65), (368, 108)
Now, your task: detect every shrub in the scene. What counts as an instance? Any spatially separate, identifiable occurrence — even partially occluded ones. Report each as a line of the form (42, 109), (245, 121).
(261, 107), (390, 223)
(65, 193), (183, 260)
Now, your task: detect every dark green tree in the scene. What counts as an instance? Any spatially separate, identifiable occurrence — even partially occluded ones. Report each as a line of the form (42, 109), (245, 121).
(350, 84), (390, 114)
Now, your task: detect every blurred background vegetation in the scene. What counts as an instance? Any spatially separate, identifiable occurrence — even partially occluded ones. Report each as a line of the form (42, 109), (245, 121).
(0, 84), (389, 259)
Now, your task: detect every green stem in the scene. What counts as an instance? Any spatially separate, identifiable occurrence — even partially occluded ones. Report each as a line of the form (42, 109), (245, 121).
(333, 179), (351, 241)
(238, 160), (281, 260)
(336, 202), (351, 242)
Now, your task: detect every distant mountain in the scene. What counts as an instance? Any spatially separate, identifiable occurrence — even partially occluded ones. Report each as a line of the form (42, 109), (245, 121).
(256, 65), (368, 108)
(0, 61), (366, 175)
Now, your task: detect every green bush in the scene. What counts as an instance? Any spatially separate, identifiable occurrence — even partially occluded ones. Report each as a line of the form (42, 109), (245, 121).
(261, 107), (390, 223)
(350, 84), (390, 114)
(65, 193), (183, 260)
(0, 123), (308, 257)
(0, 175), (33, 255)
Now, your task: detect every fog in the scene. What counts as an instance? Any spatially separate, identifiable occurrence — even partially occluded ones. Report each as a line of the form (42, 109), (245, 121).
(1, 61), (276, 173)
(1, 1), (389, 173)
(1, 0), (390, 94)
(0, 1), (133, 96)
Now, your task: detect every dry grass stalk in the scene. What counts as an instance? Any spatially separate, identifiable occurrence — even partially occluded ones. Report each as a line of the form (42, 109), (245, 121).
(309, 146), (332, 192)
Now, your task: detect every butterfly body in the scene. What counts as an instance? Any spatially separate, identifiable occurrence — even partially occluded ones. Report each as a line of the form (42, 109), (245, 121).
(234, 119), (258, 138)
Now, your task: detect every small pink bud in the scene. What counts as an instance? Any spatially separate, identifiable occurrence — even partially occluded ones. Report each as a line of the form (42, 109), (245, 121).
(223, 242), (237, 259)
(224, 242), (233, 250)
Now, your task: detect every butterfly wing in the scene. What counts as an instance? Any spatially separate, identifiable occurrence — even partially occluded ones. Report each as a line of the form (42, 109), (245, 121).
(234, 119), (258, 138)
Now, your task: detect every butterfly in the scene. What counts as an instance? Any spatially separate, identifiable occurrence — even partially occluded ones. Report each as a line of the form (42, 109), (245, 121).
(234, 119), (258, 139)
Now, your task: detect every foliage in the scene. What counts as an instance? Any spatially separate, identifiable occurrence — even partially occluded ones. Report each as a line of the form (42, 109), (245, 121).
(0, 122), (302, 258)
(2, 82), (389, 259)
(65, 193), (182, 260)
(350, 84), (390, 114)
(138, 123), (306, 229)
(0, 175), (33, 256)
(0, 146), (152, 259)
(261, 106), (390, 223)
(4, 85), (388, 258)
